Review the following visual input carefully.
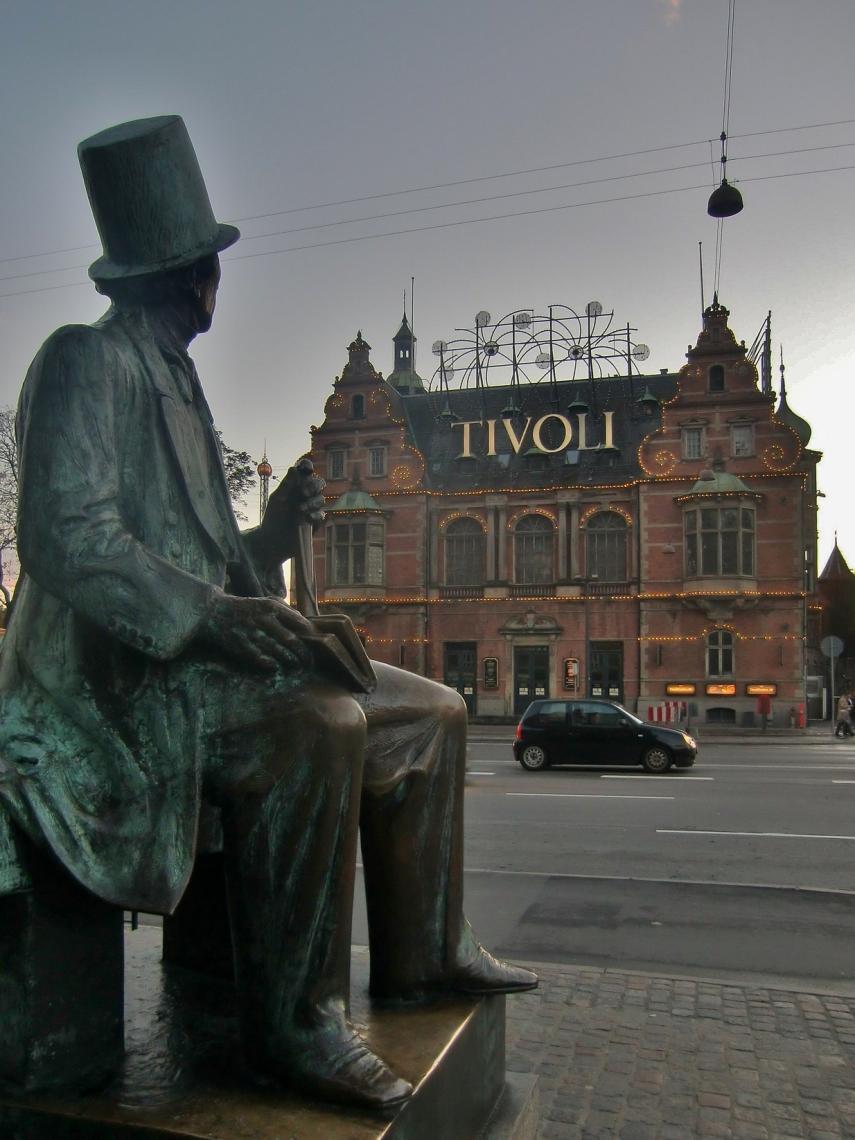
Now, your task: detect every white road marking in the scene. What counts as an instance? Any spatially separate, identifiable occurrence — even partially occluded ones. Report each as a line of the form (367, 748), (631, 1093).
(832, 780), (855, 784)
(600, 774), (714, 781)
(508, 792), (675, 800)
(699, 764), (855, 770)
(468, 771), (495, 776)
(658, 829), (855, 841)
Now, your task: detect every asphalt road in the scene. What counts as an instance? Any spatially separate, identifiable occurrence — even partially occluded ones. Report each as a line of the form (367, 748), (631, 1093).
(354, 736), (855, 991)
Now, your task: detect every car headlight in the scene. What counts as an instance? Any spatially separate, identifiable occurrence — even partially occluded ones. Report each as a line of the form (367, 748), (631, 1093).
(683, 734), (696, 748)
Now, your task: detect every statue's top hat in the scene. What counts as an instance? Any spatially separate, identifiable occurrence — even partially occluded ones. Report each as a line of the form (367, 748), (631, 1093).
(78, 115), (239, 281)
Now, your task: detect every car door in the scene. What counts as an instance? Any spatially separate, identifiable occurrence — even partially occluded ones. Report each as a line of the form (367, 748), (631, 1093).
(569, 701), (639, 765)
(530, 701), (571, 762)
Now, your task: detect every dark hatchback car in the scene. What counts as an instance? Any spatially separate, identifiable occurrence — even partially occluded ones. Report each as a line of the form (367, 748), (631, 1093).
(513, 698), (697, 773)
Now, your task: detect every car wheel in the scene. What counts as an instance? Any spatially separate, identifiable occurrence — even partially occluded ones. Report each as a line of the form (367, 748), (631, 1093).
(519, 744), (549, 771)
(642, 746), (672, 773)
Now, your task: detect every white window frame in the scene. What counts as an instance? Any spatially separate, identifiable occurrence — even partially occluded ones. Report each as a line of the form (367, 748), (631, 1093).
(682, 426), (705, 461)
(730, 424), (754, 458)
(367, 444), (387, 478)
(328, 447), (347, 480)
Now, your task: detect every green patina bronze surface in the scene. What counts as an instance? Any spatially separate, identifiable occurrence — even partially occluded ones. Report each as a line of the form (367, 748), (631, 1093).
(0, 115), (536, 1113)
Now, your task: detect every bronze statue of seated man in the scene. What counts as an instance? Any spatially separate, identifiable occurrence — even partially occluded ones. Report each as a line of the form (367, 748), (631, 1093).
(0, 115), (535, 1113)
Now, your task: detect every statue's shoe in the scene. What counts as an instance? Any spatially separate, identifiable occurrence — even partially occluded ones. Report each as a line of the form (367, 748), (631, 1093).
(372, 946), (538, 1004)
(254, 1025), (413, 1112)
(445, 947), (539, 995)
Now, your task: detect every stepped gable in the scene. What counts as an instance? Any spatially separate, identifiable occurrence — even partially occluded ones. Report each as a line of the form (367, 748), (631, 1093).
(638, 296), (803, 479)
(311, 332), (426, 493)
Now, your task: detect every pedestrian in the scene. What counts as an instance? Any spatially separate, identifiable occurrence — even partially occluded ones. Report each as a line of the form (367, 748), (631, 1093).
(834, 692), (853, 736)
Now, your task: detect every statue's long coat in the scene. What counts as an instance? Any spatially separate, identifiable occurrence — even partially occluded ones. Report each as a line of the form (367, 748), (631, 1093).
(0, 308), (286, 913)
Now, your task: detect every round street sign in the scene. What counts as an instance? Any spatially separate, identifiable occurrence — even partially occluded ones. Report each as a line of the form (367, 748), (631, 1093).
(820, 635), (844, 658)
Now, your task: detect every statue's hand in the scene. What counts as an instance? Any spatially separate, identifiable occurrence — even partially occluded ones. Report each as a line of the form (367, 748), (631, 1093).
(196, 593), (314, 673)
(257, 459), (326, 563)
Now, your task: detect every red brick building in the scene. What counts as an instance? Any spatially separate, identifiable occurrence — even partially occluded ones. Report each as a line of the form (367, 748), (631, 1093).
(305, 300), (820, 726)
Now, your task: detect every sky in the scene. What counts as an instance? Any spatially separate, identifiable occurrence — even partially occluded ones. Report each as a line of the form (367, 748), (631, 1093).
(1, 0), (853, 566)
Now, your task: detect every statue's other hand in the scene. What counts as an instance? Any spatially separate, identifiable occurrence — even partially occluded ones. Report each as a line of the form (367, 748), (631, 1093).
(259, 460), (326, 558)
(197, 593), (314, 673)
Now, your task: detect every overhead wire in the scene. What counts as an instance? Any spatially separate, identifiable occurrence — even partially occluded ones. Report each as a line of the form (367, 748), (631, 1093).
(1, 138), (853, 290)
(1, 160), (852, 302)
(1, 137), (855, 291)
(714, 0), (738, 296)
(0, 116), (853, 270)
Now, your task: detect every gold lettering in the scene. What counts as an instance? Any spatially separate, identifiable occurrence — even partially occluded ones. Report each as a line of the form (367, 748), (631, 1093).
(576, 412), (601, 451)
(502, 417), (532, 454)
(451, 420), (481, 459)
(603, 410), (615, 449)
(485, 419), (498, 456)
(532, 414), (573, 453)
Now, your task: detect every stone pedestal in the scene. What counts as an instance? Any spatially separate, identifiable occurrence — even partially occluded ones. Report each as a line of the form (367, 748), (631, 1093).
(0, 866), (124, 1095)
(0, 927), (536, 1139)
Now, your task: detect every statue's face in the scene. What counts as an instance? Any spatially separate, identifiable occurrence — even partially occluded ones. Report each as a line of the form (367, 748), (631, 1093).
(192, 255), (221, 333)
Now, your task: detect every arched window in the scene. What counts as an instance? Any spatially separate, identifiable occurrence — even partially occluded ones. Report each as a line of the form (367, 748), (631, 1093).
(514, 515), (554, 584)
(709, 365), (725, 392)
(444, 518), (485, 585)
(351, 394), (365, 419)
(707, 630), (734, 676)
(326, 520), (384, 586)
(586, 513), (627, 581)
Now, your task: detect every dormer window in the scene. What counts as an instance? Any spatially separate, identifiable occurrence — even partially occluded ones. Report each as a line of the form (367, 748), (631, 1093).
(709, 365), (725, 393)
(351, 394), (365, 419)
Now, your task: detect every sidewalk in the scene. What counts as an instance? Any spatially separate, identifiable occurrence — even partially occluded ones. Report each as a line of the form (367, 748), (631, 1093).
(505, 962), (855, 1139)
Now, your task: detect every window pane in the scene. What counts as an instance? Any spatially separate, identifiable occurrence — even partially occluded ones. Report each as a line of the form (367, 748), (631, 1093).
(334, 546), (349, 584)
(683, 428), (702, 459)
(701, 531), (718, 574)
(515, 517), (553, 583)
(685, 511), (697, 533)
(329, 450), (345, 479)
(742, 531), (754, 575)
(368, 447), (386, 476)
(352, 545), (366, 583)
(329, 521), (385, 585)
(367, 543), (383, 584)
(701, 509), (718, 530)
(721, 531), (738, 574)
(732, 425), (753, 456)
(686, 532), (698, 576)
(721, 508), (738, 530)
(721, 646), (733, 673)
(741, 509), (754, 530)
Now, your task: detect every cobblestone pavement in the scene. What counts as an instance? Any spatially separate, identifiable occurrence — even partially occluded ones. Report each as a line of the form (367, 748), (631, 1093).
(505, 965), (855, 1140)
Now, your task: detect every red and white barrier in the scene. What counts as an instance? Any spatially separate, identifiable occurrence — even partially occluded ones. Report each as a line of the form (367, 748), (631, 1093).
(646, 701), (688, 724)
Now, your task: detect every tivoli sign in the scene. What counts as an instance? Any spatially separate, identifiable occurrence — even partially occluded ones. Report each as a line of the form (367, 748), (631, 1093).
(451, 411), (616, 458)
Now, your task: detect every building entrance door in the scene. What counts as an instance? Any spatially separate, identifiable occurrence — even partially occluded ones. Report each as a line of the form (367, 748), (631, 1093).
(589, 641), (623, 702)
(443, 642), (477, 715)
(514, 646), (549, 717)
